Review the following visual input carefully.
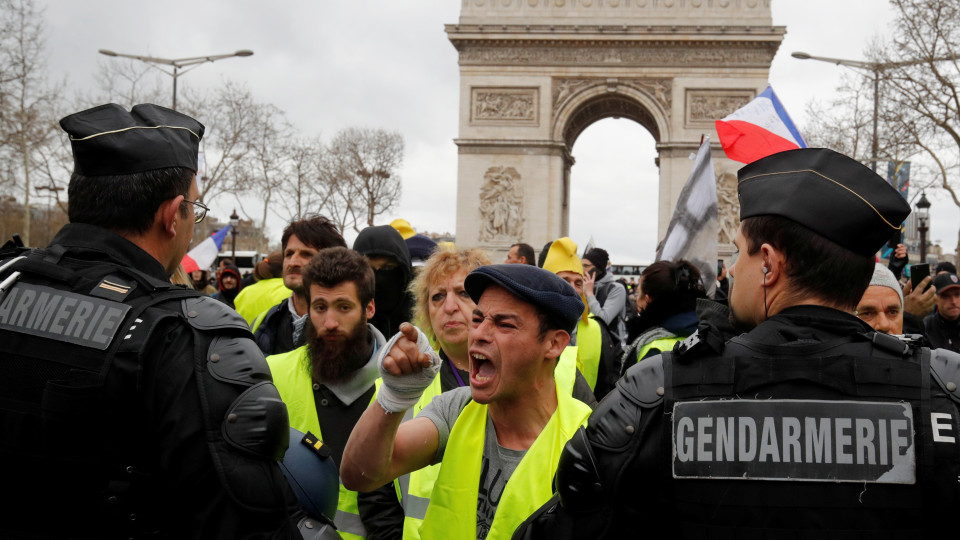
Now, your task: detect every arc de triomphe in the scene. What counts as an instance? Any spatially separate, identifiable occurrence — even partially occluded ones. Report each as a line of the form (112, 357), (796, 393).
(447, 0), (785, 257)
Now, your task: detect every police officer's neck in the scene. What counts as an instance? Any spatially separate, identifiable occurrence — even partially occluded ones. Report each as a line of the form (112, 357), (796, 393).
(766, 295), (855, 320)
(118, 228), (178, 277)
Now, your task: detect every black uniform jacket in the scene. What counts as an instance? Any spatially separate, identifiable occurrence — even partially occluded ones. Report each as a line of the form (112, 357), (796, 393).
(515, 305), (960, 540)
(0, 224), (301, 539)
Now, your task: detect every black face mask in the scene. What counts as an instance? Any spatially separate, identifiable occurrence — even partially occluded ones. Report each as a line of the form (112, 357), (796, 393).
(374, 267), (405, 312)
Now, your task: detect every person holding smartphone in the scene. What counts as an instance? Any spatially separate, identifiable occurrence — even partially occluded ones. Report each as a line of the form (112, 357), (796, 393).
(581, 247), (628, 352)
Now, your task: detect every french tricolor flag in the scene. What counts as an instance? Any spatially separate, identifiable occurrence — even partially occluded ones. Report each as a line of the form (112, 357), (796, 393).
(182, 225), (231, 274)
(715, 86), (806, 164)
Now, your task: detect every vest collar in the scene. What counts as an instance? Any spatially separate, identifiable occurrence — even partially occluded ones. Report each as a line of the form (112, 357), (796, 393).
(50, 223), (168, 281)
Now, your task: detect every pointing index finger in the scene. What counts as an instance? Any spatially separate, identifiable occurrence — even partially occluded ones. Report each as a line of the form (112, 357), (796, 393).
(399, 322), (419, 342)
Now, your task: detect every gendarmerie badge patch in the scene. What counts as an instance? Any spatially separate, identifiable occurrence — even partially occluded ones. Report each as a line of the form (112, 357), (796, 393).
(0, 282), (130, 350)
(672, 399), (915, 484)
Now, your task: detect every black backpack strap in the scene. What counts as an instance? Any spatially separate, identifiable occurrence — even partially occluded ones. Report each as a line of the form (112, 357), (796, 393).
(594, 281), (611, 305)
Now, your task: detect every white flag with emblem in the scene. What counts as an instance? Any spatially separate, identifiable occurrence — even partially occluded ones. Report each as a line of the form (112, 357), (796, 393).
(657, 137), (718, 297)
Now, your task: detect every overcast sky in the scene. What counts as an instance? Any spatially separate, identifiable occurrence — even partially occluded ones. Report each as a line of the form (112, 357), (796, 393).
(42, 0), (946, 264)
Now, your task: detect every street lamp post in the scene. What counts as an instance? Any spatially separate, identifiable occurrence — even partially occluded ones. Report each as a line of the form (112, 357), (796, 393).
(791, 51), (960, 173)
(98, 49), (254, 110)
(229, 209), (239, 260)
(917, 192), (931, 263)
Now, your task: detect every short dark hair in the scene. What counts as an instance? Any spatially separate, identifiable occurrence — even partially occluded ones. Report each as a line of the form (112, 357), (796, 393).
(282, 215), (346, 251)
(537, 241), (552, 268)
(511, 243), (536, 266)
(741, 215), (874, 310)
(302, 247), (375, 307)
(68, 167), (194, 234)
(534, 306), (565, 341)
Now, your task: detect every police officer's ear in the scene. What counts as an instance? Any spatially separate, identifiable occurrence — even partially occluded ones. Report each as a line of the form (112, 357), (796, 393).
(759, 243), (786, 286)
(158, 194), (186, 237)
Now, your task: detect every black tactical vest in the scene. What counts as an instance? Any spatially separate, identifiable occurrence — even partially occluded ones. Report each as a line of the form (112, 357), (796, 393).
(663, 331), (960, 539)
(0, 246), (200, 538)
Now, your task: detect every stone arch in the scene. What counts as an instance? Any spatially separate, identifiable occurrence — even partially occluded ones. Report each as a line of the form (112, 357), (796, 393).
(447, 1), (784, 257)
(551, 80), (670, 148)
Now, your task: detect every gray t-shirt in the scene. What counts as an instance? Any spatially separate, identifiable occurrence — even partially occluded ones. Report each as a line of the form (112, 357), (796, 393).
(418, 386), (526, 539)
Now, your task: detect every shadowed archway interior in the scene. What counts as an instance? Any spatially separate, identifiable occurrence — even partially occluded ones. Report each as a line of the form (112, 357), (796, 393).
(563, 94), (661, 150)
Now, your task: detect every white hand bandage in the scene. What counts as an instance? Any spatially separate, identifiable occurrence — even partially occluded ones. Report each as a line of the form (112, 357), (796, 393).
(375, 326), (442, 413)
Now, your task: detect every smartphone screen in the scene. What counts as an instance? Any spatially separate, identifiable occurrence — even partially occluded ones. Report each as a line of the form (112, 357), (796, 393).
(911, 263), (930, 291)
(717, 259), (724, 275)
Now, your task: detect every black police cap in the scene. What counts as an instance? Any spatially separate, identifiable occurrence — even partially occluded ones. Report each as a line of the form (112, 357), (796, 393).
(738, 148), (911, 257)
(59, 103), (205, 177)
(464, 264), (584, 334)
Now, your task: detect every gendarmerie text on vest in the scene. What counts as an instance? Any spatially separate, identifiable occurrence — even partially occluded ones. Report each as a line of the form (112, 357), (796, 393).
(0, 282), (129, 350)
(672, 399), (926, 484)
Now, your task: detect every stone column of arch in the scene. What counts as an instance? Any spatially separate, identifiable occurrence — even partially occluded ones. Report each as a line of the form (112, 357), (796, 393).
(447, 0), (784, 261)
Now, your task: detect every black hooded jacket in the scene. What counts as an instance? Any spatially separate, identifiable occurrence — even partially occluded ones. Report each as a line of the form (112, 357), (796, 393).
(353, 225), (414, 337)
(212, 264), (243, 309)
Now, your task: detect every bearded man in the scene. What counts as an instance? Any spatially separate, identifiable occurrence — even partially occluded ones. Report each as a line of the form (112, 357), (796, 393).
(266, 247), (387, 540)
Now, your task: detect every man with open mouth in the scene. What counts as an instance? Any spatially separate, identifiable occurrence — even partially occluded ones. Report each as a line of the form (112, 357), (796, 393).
(342, 263), (593, 539)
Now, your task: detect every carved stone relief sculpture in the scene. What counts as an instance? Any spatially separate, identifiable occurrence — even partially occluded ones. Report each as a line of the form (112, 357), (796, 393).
(685, 89), (755, 127)
(471, 88), (538, 124)
(459, 44), (778, 68)
(716, 169), (740, 246)
(553, 77), (672, 112)
(479, 166), (525, 242)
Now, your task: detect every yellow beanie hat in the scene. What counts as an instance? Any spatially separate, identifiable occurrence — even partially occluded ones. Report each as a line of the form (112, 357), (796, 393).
(543, 237), (583, 276)
(390, 218), (416, 240)
(543, 238), (588, 322)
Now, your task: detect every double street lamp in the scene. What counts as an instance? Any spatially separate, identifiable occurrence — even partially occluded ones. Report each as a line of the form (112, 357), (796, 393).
(98, 48), (254, 111)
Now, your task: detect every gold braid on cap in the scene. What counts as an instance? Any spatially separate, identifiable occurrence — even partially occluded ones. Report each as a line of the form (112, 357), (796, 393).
(70, 124), (201, 142)
(739, 169), (904, 231)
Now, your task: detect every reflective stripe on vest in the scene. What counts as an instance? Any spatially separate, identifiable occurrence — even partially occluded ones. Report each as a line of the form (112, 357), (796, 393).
(576, 318), (602, 390)
(398, 374), (444, 540)
(266, 345), (376, 540)
(417, 384), (591, 540)
(637, 336), (683, 363)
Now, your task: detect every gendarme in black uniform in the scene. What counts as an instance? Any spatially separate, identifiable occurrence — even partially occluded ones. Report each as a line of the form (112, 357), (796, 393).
(515, 148), (960, 539)
(0, 104), (302, 539)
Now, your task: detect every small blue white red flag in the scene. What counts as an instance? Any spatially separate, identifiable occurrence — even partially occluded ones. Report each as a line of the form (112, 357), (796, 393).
(715, 85), (806, 164)
(181, 225), (231, 274)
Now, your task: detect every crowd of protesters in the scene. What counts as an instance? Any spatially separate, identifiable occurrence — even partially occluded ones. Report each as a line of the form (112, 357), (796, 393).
(5, 101), (960, 540)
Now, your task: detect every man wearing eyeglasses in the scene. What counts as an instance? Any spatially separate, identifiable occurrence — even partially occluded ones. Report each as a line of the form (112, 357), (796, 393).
(0, 104), (304, 539)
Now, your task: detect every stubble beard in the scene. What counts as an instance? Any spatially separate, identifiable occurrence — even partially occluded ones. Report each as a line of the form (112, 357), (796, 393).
(726, 280), (758, 333)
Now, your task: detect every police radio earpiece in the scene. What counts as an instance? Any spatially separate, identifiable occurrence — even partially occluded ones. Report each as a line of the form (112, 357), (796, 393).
(761, 266), (770, 318)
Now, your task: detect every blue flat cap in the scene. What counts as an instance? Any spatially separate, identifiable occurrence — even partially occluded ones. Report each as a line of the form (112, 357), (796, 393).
(406, 234), (438, 262)
(464, 263), (584, 333)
